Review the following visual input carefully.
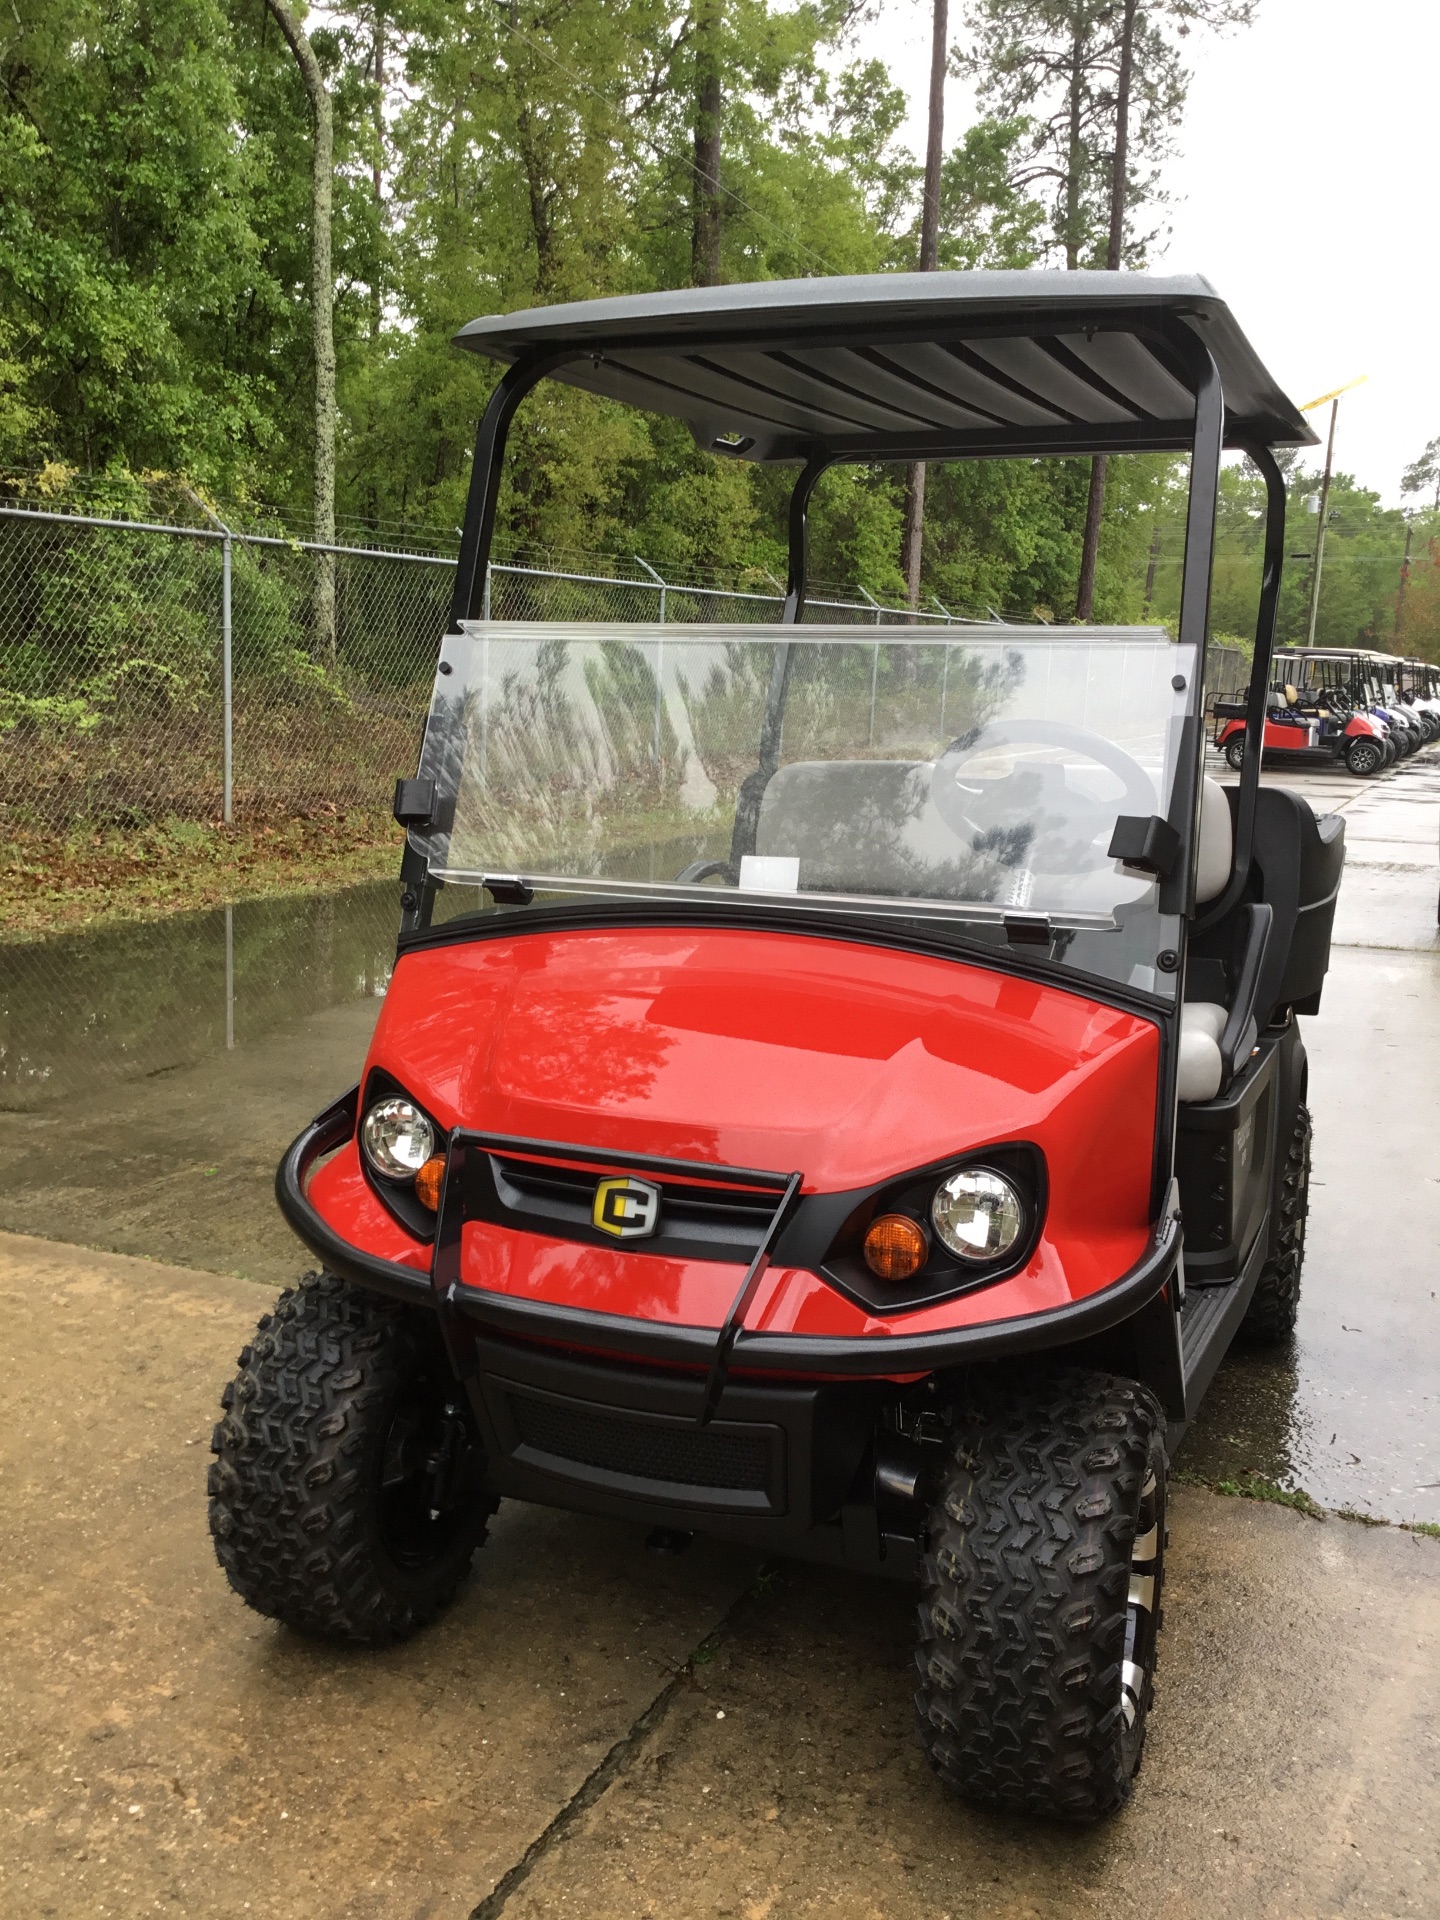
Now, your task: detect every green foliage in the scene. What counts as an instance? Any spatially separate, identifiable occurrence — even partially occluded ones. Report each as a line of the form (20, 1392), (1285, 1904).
(4, 0), (1430, 660)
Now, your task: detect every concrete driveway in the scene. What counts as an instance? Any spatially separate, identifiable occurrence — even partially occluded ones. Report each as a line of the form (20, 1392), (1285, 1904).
(2, 1231), (1436, 1920)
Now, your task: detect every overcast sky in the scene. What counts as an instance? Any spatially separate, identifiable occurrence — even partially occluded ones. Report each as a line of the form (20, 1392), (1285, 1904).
(854, 0), (1439, 504)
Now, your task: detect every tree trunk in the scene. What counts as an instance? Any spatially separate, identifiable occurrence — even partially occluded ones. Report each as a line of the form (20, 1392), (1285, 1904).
(1106, 0), (1137, 270)
(371, 11), (384, 341)
(263, 0), (336, 658)
(900, 0), (948, 609)
(1063, 10), (1084, 269)
(692, 0), (723, 286)
(1074, 0), (1136, 622)
(1141, 522), (1161, 616)
(1395, 521), (1413, 644)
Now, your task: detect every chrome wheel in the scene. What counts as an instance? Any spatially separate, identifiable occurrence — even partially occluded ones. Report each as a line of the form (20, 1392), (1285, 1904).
(1121, 1444), (1165, 1750)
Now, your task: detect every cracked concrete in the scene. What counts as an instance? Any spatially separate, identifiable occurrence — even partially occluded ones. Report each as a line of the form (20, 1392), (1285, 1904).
(0, 1233), (757, 1920)
(2, 1230), (1436, 1920)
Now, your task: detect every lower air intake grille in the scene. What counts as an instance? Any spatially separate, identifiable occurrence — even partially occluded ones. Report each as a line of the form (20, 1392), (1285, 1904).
(508, 1391), (772, 1492)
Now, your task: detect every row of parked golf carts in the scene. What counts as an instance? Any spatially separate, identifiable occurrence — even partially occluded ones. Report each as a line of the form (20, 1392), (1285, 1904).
(1213, 648), (1440, 776)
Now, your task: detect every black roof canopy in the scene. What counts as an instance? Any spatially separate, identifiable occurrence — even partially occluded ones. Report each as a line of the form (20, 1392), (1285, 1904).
(454, 270), (1315, 464)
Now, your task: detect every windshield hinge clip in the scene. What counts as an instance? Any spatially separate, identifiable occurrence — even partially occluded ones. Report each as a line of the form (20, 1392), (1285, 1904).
(1003, 914), (1052, 947)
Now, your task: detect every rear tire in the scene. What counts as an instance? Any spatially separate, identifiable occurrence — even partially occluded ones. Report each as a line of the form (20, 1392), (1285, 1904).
(208, 1273), (494, 1643)
(1239, 1103), (1311, 1344)
(1346, 736), (1384, 776)
(915, 1370), (1167, 1822)
(1223, 734), (1246, 771)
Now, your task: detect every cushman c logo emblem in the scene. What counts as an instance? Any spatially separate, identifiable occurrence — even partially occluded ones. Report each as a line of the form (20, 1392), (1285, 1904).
(592, 1175), (661, 1240)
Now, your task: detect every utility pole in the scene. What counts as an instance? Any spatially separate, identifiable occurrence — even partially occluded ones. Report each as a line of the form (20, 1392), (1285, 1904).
(1395, 518), (1414, 646)
(900, 0), (948, 611)
(1299, 377), (1366, 649)
(1303, 398), (1339, 649)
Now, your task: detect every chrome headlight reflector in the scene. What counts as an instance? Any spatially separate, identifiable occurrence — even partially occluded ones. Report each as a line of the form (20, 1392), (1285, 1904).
(930, 1167), (1025, 1264)
(361, 1096), (436, 1181)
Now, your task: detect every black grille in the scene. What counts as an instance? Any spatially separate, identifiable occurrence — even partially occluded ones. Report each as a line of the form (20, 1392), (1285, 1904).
(508, 1391), (772, 1492)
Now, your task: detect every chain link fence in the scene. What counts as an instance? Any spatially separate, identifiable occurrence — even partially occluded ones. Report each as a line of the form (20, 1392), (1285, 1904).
(1, 502), (1254, 839)
(0, 507), (454, 833)
(0, 506), (1005, 837)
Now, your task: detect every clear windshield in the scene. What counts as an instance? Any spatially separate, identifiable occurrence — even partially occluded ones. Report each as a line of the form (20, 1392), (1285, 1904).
(409, 623), (1196, 998)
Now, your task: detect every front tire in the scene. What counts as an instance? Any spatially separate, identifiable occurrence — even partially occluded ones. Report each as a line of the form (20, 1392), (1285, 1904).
(915, 1371), (1167, 1822)
(208, 1274), (495, 1642)
(1346, 736), (1385, 776)
(1239, 1102), (1311, 1344)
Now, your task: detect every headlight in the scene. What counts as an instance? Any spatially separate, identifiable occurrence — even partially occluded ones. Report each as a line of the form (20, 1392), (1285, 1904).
(931, 1167), (1024, 1264)
(361, 1097), (436, 1180)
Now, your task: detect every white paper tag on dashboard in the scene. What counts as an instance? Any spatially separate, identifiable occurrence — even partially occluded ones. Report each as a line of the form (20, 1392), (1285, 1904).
(738, 854), (800, 893)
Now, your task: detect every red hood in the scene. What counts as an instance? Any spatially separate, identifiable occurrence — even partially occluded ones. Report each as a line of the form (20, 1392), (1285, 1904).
(364, 925), (1157, 1194)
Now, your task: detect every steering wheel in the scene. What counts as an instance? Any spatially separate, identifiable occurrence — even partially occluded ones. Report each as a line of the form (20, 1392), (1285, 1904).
(930, 719), (1156, 879)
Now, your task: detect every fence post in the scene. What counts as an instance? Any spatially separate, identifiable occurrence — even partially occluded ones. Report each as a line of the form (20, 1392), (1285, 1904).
(480, 562), (492, 621)
(184, 488), (235, 823)
(635, 556), (666, 624)
(222, 534), (233, 824)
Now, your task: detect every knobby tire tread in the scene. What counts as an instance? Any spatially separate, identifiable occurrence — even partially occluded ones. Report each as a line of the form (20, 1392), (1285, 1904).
(915, 1368), (1165, 1822)
(1239, 1102), (1310, 1344)
(208, 1272), (490, 1643)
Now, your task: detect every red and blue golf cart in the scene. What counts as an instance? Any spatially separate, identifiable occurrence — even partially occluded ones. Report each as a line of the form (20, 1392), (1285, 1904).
(210, 273), (1344, 1822)
(1212, 652), (1390, 775)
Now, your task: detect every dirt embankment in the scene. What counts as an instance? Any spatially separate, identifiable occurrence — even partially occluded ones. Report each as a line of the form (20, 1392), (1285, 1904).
(1, 809), (398, 942)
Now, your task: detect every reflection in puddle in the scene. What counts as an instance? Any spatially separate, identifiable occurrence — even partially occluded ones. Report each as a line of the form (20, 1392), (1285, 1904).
(1181, 1339), (1311, 1490)
(0, 882), (399, 1110)
(1, 880), (1434, 1530)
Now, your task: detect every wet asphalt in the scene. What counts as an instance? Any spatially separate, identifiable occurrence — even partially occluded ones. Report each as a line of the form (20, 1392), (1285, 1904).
(1, 757), (1437, 1523)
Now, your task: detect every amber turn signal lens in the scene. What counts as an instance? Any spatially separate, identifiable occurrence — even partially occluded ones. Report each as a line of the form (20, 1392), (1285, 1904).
(862, 1213), (929, 1281)
(413, 1155), (446, 1211)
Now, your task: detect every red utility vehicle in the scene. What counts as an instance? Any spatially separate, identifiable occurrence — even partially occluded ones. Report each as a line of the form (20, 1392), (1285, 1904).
(209, 273), (1344, 1822)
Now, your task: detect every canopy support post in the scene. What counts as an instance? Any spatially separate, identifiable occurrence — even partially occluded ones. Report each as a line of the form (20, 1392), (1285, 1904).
(1194, 441), (1287, 933)
(783, 454), (831, 626)
(449, 352), (572, 632)
(1160, 335), (1223, 922)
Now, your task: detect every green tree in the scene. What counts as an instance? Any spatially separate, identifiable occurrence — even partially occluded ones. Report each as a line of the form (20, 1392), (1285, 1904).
(959, 0), (1254, 616)
(1401, 435), (1440, 512)
(0, 0), (278, 490)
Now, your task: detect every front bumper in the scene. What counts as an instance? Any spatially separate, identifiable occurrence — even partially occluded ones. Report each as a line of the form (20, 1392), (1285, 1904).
(276, 1088), (1182, 1380)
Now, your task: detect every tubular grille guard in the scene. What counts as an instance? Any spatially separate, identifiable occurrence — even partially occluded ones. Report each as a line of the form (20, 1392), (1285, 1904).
(431, 1131), (804, 1426)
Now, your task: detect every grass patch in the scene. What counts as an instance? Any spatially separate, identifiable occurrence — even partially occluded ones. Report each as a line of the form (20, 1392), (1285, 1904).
(1180, 1469), (1439, 1539)
(0, 809), (398, 941)
(1175, 1466), (1326, 1519)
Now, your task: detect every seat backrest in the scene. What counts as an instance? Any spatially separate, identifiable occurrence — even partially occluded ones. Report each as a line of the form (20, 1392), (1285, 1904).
(755, 760), (934, 893)
(1222, 785), (1346, 1020)
(1195, 776), (1233, 905)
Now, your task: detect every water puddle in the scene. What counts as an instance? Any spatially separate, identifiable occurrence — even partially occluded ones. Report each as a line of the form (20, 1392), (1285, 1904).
(0, 882), (398, 1111)
(0, 879), (1434, 1527)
